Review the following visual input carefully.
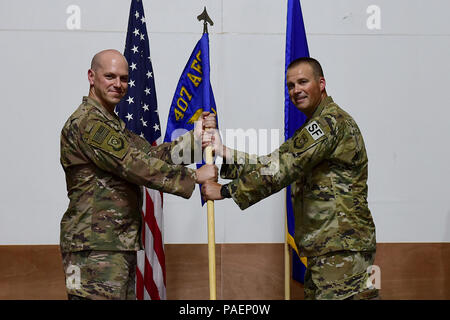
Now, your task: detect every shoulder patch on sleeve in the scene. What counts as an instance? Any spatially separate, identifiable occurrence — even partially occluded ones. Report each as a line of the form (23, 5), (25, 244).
(293, 133), (310, 150)
(290, 119), (330, 154)
(87, 122), (129, 159)
(92, 124), (110, 144)
(306, 120), (325, 140)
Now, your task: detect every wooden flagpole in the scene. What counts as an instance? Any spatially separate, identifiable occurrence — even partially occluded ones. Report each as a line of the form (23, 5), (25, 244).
(197, 7), (216, 300)
(205, 146), (216, 300)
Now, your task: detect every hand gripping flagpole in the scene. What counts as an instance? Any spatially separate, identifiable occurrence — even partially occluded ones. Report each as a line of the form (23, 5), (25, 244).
(197, 7), (216, 300)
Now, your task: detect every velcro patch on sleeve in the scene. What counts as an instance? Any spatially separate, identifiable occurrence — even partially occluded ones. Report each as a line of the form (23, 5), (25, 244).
(87, 122), (129, 159)
(290, 119), (329, 154)
(306, 121), (325, 140)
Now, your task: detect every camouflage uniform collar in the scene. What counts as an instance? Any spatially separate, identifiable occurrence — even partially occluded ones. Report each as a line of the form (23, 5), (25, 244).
(310, 96), (334, 119)
(83, 96), (126, 131)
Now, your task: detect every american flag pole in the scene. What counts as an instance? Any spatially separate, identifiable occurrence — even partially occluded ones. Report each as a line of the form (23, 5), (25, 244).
(116, 0), (166, 300)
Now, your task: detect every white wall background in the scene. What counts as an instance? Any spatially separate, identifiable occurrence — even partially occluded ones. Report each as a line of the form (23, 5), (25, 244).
(0, 0), (449, 245)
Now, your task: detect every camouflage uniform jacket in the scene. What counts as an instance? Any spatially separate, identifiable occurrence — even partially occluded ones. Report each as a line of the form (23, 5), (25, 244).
(221, 96), (376, 257)
(60, 96), (197, 253)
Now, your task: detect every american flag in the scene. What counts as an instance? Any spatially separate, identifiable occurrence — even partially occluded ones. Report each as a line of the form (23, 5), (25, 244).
(115, 0), (166, 300)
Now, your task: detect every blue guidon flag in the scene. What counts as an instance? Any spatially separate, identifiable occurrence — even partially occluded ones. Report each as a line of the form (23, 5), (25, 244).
(164, 32), (217, 205)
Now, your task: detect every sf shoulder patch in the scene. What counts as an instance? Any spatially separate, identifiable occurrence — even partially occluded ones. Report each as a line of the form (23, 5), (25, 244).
(290, 119), (328, 154)
(87, 122), (129, 159)
(306, 121), (325, 140)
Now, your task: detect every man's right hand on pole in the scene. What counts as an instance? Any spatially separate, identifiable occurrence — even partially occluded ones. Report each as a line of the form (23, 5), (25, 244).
(201, 181), (224, 201)
(194, 112), (217, 149)
(195, 164), (218, 184)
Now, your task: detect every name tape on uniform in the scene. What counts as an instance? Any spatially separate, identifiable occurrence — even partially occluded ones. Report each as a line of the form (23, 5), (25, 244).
(306, 121), (324, 140)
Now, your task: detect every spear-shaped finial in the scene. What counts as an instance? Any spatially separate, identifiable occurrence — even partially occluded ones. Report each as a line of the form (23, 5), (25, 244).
(197, 7), (214, 34)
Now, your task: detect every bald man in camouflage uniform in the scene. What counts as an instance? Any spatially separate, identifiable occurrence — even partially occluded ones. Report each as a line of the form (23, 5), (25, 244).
(202, 57), (378, 300)
(60, 49), (217, 300)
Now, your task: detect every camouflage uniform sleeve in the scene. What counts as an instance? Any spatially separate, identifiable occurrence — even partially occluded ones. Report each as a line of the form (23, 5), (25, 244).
(130, 130), (199, 165)
(79, 119), (196, 199)
(226, 116), (341, 210)
(220, 149), (260, 179)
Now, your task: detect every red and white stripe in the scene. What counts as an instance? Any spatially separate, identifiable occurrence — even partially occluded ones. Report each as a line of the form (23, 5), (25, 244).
(136, 187), (166, 300)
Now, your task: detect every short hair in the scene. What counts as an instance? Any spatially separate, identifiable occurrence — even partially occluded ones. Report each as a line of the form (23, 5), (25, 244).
(287, 57), (324, 79)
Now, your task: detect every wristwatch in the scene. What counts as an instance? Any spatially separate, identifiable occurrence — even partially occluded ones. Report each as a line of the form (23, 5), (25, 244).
(220, 184), (231, 199)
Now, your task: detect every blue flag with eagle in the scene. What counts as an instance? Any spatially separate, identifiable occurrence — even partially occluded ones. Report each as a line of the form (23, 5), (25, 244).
(285, 0), (309, 283)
